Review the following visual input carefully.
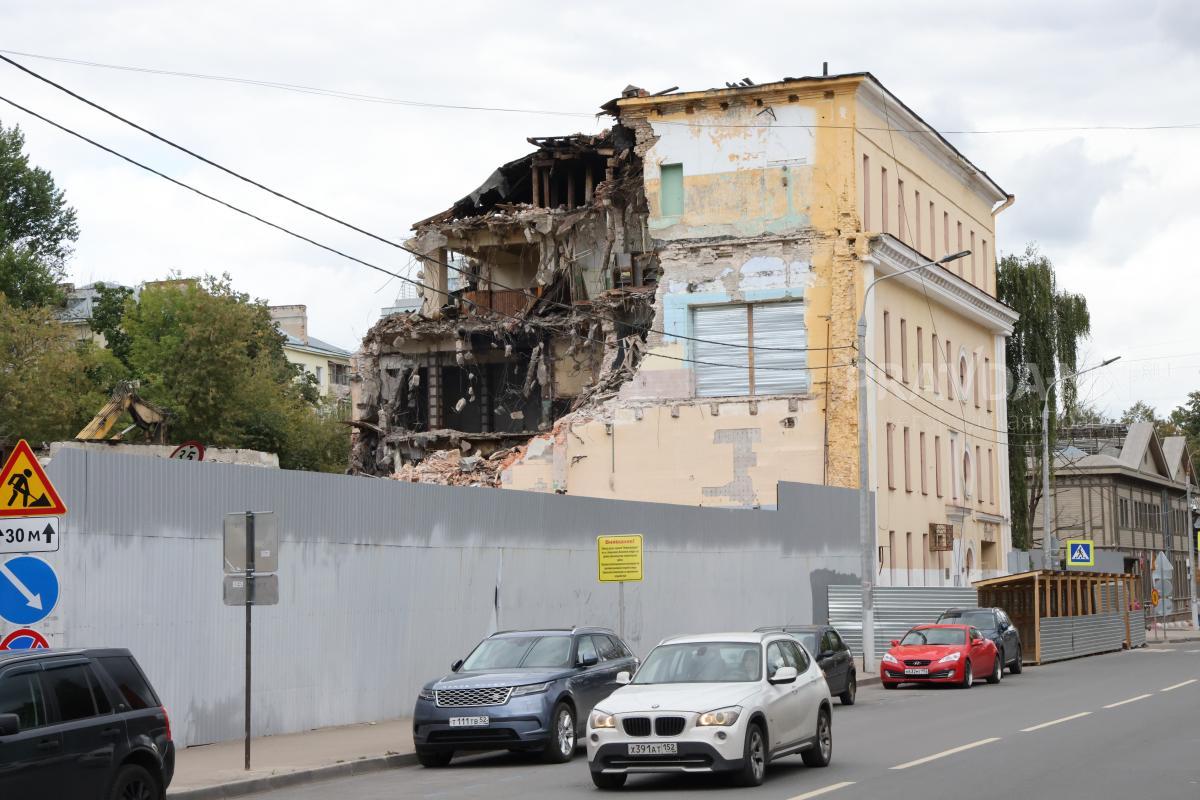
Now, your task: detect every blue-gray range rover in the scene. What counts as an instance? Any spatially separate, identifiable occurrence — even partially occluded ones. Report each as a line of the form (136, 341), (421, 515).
(413, 627), (637, 766)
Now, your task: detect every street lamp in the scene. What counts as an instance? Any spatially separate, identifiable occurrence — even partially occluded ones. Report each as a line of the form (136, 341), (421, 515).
(1040, 356), (1121, 570)
(857, 248), (970, 673)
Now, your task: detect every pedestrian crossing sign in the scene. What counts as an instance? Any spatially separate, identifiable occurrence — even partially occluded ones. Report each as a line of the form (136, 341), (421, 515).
(1066, 538), (1094, 567)
(0, 440), (67, 517)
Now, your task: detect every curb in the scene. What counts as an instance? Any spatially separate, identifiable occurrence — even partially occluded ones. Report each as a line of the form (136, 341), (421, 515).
(167, 752), (418, 800)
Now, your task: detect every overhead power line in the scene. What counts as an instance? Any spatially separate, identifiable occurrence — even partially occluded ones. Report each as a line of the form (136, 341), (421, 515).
(0, 91), (850, 377)
(6, 48), (1200, 134)
(0, 52), (847, 356)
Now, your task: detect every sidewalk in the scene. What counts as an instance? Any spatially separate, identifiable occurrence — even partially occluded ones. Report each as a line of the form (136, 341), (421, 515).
(1141, 625), (1200, 645)
(168, 719), (415, 799)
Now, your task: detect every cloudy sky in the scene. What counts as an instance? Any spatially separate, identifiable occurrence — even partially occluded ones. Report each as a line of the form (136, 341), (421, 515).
(3, 1), (1198, 417)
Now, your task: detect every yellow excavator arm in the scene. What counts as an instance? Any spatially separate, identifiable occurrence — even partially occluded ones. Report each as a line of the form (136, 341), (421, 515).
(76, 381), (170, 444)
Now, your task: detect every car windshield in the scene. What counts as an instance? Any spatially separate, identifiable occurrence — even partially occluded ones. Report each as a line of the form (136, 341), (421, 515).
(940, 611), (996, 630)
(633, 642), (762, 684)
(791, 633), (818, 653)
(900, 628), (966, 646)
(461, 635), (572, 670)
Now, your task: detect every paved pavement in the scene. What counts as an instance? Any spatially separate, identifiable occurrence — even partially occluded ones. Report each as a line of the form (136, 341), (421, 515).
(236, 646), (1200, 799)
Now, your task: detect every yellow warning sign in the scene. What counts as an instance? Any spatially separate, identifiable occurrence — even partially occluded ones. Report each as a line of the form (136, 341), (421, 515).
(598, 535), (643, 583)
(0, 440), (67, 517)
(1150, 588), (1160, 607)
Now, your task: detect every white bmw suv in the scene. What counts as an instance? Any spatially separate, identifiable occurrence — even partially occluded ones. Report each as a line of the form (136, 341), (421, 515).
(586, 632), (833, 789)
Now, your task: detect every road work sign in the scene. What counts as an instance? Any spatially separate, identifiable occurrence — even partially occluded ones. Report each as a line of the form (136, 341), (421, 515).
(1066, 539), (1094, 567)
(0, 627), (49, 650)
(598, 535), (643, 582)
(0, 556), (59, 626)
(0, 518), (60, 555)
(0, 441), (67, 517)
(1150, 588), (1160, 607)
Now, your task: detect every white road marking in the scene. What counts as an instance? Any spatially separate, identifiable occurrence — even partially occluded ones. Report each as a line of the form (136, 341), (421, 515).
(1161, 679), (1197, 692)
(1141, 648), (1176, 653)
(1103, 693), (1152, 708)
(889, 738), (1001, 770)
(1020, 711), (1092, 732)
(1185, 649), (1200, 654)
(788, 782), (857, 800)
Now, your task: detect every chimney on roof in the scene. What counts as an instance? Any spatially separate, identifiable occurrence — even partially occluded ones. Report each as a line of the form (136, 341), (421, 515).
(269, 304), (308, 344)
(823, 61), (829, 76)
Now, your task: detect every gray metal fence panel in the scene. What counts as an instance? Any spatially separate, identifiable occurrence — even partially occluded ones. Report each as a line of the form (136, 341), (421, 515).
(828, 585), (979, 659)
(1039, 617), (1075, 663)
(1129, 610), (1147, 647)
(14, 449), (862, 747)
(1039, 614), (1127, 663)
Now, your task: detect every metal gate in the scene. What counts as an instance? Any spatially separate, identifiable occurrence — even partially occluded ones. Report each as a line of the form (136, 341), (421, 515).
(828, 585), (978, 659)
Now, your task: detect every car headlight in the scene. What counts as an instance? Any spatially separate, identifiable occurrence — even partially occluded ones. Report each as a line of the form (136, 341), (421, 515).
(882, 652), (900, 665)
(591, 711), (616, 729)
(697, 707), (741, 727)
(511, 682), (551, 697)
(937, 652), (961, 664)
(418, 687), (435, 701)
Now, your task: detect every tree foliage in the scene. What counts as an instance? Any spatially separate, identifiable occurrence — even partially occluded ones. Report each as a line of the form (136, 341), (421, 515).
(0, 294), (122, 444)
(997, 245), (1091, 549)
(88, 283), (134, 368)
(120, 275), (348, 472)
(0, 122), (79, 308)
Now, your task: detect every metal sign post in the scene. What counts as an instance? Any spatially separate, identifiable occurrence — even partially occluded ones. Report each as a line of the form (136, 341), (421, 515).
(597, 535), (643, 640)
(223, 511), (279, 772)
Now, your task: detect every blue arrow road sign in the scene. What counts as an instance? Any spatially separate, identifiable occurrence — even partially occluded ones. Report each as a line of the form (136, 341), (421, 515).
(0, 556), (59, 626)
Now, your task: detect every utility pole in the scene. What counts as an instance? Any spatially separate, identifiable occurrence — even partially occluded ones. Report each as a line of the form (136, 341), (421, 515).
(1188, 475), (1197, 630)
(858, 249), (969, 672)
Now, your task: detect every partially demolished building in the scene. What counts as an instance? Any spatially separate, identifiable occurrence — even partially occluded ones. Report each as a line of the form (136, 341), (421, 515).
(353, 73), (1019, 588)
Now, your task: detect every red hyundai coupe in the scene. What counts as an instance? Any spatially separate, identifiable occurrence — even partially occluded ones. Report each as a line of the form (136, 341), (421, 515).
(881, 624), (1001, 689)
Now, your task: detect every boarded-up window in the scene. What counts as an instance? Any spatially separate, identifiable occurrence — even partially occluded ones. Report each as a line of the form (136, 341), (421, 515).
(692, 302), (808, 398)
(900, 318), (909, 383)
(932, 334), (940, 395)
(660, 163), (684, 216)
(916, 326), (924, 388)
(881, 167), (889, 234)
(904, 426), (912, 492)
(935, 434), (943, 497)
(897, 178), (905, 242)
(887, 422), (896, 490)
(985, 356), (992, 412)
(883, 310), (892, 377)
(920, 431), (928, 494)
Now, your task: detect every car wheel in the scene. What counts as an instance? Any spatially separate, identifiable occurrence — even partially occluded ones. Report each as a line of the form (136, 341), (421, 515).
(1009, 645), (1023, 674)
(802, 707), (832, 767)
(839, 671), (857, 705)
(108, 763), (161, 800)
(986, 654), (1002, 685)
(542, 702), (576, 763)
(960, 660), (973, 689)
(734, 722), (768, 786)
(416, 749), (454, 768)
(591, 771), (628, 790)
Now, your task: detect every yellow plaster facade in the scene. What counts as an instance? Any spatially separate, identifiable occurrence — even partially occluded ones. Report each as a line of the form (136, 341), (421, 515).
(502, 74), (1017, 587)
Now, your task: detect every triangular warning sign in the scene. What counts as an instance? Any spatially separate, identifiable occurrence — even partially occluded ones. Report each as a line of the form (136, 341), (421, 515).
(1071, 544), (1089, 561)
(0, 440), (67, 517)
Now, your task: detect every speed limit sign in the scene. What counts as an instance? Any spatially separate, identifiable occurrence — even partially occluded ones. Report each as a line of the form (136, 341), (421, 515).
(169, 441), (206, 461)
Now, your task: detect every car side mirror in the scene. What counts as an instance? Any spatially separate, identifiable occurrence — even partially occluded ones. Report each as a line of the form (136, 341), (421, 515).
(890, 640), (900, 648)
(578, 654), (599, 668)
(451, 659), (463, 672)
(0, 713), (19, 736)
(769, 666), (798, 685)
(615, 671), (631, 685)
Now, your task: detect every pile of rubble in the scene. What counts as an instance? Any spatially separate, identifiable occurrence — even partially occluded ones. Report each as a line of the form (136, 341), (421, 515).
(391, 447), (520, 488)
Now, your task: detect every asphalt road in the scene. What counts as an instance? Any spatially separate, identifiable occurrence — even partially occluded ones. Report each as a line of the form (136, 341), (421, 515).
(245, 646), (1200, 800)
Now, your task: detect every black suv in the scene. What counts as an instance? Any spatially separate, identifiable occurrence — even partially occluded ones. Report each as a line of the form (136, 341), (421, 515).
(756, 625), (857, 705)
(0, 648), (174, 799)
(936, 607), (1023, 674)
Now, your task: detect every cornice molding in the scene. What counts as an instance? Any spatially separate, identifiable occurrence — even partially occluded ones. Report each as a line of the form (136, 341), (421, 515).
(865, 234), (1019, 335)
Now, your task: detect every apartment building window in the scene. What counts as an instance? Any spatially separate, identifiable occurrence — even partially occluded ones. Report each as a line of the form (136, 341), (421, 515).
(920, 431), (928, 494)
(988, 448), (996, 504)
(660, 163), (684, 216)
(904, 426), (912, 492)
(929, 201), (936, 258)
(906, 532), (913, 585)
(888, 531), (895, 574)
(863, 155), (870, 229)
(330, 362), (350, 386)
(897, 178), (906, 241)
(935, 435), (943, 497)
(887, 422), (896, 489)
(881, 167), (889, 234)
(314, 365), (323, 385)
(692, 301), (808, 397)
(970, 230), (976, 285)
(946, 339), (954, 397)
(900, 318), (909, 383)
(932, 334), (940, 395)
(951, 438), (958, 500)
(915, 190), (922, 252)
(975, 445), (983, 503)
(956, 221), (963, 264)
(985, 356), (993, 412)
(916, 327), (925, 389)
(943, 211), (949, 256)
(982, 239), (989, 292)
(973, 352), (980, 407)
(922, 532), (929, 585)
(883, 310), (893, 377)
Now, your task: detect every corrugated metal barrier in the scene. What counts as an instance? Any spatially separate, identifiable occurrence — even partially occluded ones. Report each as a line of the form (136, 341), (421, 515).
(828, 585), (978, 659)
(1038, 613), (1127, 663)
(1129, 610), (1147, 648)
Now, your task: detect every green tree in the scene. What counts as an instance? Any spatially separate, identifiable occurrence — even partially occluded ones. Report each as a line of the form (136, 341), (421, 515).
(120, 275), (347, 471)
(88, 283), (135, 367)
(998, 245), (1091, 550)
(0, 122), (79, 308)
(0, 293), (121, 444)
